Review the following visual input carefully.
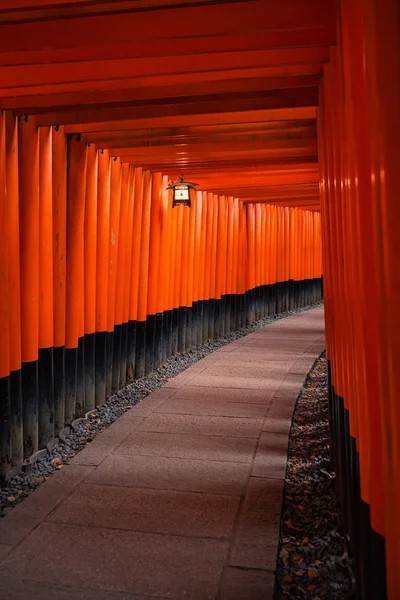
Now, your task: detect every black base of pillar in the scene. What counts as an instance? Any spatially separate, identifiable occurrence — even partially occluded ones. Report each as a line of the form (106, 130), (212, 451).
(135, 320), (146, 379)
(0, 375), (11, 478)
(95, 331), (107, 407)
(64, 348), (77, 426)
(126, 320), (137, 383)
(112, 324), (122, 394)
(38, 347), (54, 449)
(84, 333), (95, 412)
(9, 368), (23, 467)
(105, 331), (114, 398)
(155, 312), (163, 368)
(145, 314), (156, 375)
(328, 360), (387, 600)
(76, 337), (85, 417)
(119, 322), (128, 388)
(53, 346), (65, 435)
(178, 306), (187, 353)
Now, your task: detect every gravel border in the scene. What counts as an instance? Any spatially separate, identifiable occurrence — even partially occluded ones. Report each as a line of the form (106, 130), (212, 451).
(1, 303), (321, 518)
(274, 352), (354, 600)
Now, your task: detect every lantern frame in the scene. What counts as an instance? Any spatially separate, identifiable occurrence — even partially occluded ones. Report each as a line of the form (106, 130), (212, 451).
(167, 175), (198, 208)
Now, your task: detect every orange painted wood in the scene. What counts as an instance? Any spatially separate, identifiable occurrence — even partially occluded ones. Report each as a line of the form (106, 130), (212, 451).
(147, 172), (163, 316)
(128, 166), (144, 320)
(107, 158), (122, 332)
(157, 175), (170, 314)
(84, 144), (98, 334)
(168, 188), (177, 311)
(173, 205), (184, 309)
(203, 193), (214, 302)
(137, 170), (151, 322)
(65, 108), (317, 134)
(5, 112), (21, 372)
(186, 188), (196, 309)
(119, 165), (133, 325)
(122, 165), (136, 324)
(65, 137), (87, 349)
(38, 126), (53, 349)
(192, 191), (202, 303)
(51, 125), (67, 348)
(198, 192), (208, 303)
(0, 1), (335, 55)
(18, 117), (39, 363)
(96, 150), (110, 332)
(0, 111), (10, 378)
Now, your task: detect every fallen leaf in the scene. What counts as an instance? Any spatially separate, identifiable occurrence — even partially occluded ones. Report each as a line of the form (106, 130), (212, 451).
(280, 548), (289, 565)
(7, 496), (16, 503)
(308, 567), (318, 578)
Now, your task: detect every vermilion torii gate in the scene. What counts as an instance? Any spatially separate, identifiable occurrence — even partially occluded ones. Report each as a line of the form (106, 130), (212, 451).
(0, 1), (399, 597)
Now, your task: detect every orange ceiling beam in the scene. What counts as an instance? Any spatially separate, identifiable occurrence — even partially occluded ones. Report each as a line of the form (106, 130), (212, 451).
(0, 48), (328, 91)
(0, 0), (330, 213)
(0, 30), (334, 68)
(0, 0), (335, 54)
(64, 107), (317, 134)
(31, 88), (318, 126)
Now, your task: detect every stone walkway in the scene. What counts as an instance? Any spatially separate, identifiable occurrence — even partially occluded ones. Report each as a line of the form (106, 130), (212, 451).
(0, 307), (325, 600)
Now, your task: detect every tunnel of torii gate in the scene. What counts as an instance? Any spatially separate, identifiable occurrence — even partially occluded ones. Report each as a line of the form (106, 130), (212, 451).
(0, 0), (399, 598)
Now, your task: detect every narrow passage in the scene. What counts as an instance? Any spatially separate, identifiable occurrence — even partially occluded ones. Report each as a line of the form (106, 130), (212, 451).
(0, 307), (325, 600)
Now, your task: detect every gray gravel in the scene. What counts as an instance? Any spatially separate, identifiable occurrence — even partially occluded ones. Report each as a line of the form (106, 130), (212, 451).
(275, 353), (354, 600)
(0, 302), (321, 518)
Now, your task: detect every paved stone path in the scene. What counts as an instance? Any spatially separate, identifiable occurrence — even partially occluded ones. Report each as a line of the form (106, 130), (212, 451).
(0, 307), (325, 600)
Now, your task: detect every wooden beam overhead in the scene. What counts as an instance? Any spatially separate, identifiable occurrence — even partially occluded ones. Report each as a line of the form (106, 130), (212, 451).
(0, 0), (335, 211)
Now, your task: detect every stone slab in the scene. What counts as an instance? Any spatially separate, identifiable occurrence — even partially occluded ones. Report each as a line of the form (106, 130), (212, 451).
(87, 454), (251, 496)
(0, 522), (229, 600)
(262, 415), (292, 436)
(252, 432), (288, 479)
(0, 544), (12, 563)
(201, 364), (288, 380)
(70, 417), (144, 466)
(187, 373), (284, 392)
(0, 465), (93, 546)
(219, 567), (275, 600)
(163, 369), (204, 388)
(155, 396), (269, 418)
(126, 387), (177, 415)
(139, 413), (264, 438)
(47, 483), (240, 539)
(0, 577), (157, 600)
(114, 431), (258, 464)
(230, 477), (284, 570)
(171, 385), (272, 404)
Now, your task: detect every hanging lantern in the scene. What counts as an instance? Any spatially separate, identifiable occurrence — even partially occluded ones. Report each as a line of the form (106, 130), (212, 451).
(167, 175), (198, 208)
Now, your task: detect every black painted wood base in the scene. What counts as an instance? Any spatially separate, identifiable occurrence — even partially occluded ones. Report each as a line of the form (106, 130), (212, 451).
(328, 360), (387, 600)
(1, 277), (322, 477)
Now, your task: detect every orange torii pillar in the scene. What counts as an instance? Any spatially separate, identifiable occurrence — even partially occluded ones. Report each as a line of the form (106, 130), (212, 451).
(106, 158), (121, 395)
(95, 149), (110, 405)
(191, 191), (202, 345)
(0, 110), (11, 475)
(136, 170), (152, 378)
(146, 172), (163, 371)
(6, 112), (23, 470)
(38, 126), (55, 448)
(18, 117), (40, 459)
(83, 144), (98, 410)
(65, 135), (87, 422)
(158, 176), (171, 364)
(52, 125), (67, 435)
(113, 163), (131, 389)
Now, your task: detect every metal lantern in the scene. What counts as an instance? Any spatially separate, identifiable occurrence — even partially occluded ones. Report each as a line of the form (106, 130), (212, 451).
(167, 176), (198, 208)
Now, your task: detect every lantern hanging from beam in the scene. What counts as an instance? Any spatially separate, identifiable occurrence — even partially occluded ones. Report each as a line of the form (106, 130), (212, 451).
(167, 176), (198, 208)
